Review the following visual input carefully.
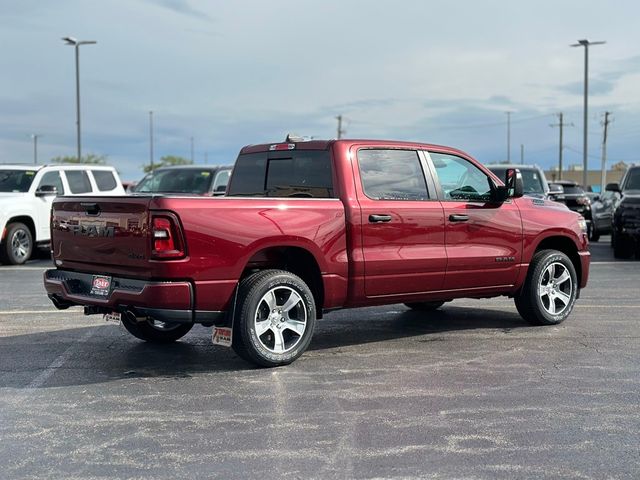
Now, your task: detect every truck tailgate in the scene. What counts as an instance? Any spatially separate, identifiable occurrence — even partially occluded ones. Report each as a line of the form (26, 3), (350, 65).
(51, 196), (152, 272)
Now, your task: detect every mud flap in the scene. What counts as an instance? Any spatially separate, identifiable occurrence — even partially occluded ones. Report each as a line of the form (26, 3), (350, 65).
(211, 284), (239, 348)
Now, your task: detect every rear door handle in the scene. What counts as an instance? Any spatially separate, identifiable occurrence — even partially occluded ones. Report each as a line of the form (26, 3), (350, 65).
(449, 214), (469, 222)
(369, 214), (392, 223)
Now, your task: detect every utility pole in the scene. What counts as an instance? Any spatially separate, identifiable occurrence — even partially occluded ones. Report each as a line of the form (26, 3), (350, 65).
(336, 115), (346, 139)
(601, 111), (612, 193)
(550, 113), (572, 180)
(190, 137), (194, 163)
(149, 111), (154, 170)
(520, 144), (524, 165)
(505, 112), (512, 162)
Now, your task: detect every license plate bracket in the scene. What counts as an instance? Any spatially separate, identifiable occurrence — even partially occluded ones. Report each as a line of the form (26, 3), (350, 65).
(91, 275), (112, 296)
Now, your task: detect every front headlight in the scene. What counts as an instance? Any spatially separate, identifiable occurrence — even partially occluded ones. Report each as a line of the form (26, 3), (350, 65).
(577, 217), (588, 234)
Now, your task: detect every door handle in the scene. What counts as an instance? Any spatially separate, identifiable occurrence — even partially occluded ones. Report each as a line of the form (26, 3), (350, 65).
(369, 214), (392, 223)
(449, 214), (469, 222)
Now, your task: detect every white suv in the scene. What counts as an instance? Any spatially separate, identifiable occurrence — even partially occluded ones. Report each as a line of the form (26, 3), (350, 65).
(0, 165), (125, 265)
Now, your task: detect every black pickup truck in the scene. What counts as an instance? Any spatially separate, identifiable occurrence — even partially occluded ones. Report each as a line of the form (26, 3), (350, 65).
(608, 166), (640, 258)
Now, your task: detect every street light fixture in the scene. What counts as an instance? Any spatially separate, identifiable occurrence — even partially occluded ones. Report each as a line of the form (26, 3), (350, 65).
(571, 39), (605, 189)
(62, 36), (97, 162)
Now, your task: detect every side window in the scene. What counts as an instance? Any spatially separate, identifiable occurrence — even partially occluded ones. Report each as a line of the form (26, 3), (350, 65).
(65, 170), (92, 194)
(429, 152), (492, 202)
(38, 171), (64, 195)
(212, 170), (231, 193)
(92, 170), (117, 191)
(358, 149), (429, 200)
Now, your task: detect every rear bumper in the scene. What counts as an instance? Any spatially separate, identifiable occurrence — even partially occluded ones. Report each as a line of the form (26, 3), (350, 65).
(578, 250), (590, 289)
(44, 269), (225, 324)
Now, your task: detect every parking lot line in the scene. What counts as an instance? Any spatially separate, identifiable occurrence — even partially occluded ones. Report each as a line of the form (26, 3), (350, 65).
(0, 309), (83, 315)
(25, 327), (95, 390)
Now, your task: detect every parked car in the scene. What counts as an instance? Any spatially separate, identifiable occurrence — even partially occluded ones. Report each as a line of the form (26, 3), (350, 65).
(487, 164), (550, 199)
(607, 165), (640, 258)
(44, 137), (590, 367)
(548, 180), (593, 237)
(0, 164), (124, 265)
(131, 165), (232, 196)
(585, 191), (619, 242)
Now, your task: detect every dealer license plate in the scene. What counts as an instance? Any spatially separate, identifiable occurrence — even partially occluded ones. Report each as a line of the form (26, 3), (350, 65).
(91, 275), (112, 296)
(212, 327), (233, 347)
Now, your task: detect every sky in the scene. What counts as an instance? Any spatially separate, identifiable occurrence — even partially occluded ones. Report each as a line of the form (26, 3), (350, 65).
(1, 0), (639, 181)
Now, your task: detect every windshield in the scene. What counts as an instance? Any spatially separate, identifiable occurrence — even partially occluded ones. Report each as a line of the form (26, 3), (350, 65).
(0, 169), (37, 192)
(490, 168), (544, 194)
(622, 168), (640, 191)
(134, 168), (215, 194)
(559, 185), (584, 195)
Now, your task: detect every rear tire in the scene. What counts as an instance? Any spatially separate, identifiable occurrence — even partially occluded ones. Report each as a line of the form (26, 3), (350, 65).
(122, 316), (193, 343)
(589, 228), (600, 242)
(0, 222), (33, 265)
(404, 301), (446, 311)
(514, 249), (578, 325)
(232, 270), (316, 367)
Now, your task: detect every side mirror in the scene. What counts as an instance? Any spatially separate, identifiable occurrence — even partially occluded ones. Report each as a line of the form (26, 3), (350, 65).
(605, 182), (620, 193)
(505, 168), (523, 198)
(492, 185), (509, 203)
(36, 185), (58, 196)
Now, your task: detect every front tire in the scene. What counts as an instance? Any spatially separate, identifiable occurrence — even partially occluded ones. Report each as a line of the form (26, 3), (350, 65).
(232, 270), (316, 367)
(0, 222), (33, 265)
(121, 316), (194, 343)
(514, 249), (578, 325)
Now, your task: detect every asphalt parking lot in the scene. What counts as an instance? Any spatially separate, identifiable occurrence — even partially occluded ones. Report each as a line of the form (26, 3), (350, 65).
(0, 239), (638, 479)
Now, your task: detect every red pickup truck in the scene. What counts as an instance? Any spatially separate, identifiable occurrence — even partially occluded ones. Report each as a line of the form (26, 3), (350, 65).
(45, 138), (590, 367)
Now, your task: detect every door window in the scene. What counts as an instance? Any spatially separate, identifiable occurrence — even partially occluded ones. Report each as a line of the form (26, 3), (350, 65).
(357, 149), (429, 200)
(212, 170), (231, 193)
(38, 171), (64, 195)
(429, 152), (492, 202)
(91, 170), (117, 191)
(65, 170), (92, 194)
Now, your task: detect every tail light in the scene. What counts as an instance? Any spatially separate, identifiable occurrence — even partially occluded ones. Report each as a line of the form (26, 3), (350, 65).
(151, 214), (185, 259)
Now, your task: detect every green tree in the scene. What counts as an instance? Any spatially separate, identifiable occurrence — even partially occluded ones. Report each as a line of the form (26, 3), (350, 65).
(52, 153), (107, 164)
(143, 155), (192, 173)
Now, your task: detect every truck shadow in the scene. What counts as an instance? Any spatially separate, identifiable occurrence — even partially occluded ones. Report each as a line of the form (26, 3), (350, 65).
(309, 305), (530, 351)
(0, 305), (530, 389)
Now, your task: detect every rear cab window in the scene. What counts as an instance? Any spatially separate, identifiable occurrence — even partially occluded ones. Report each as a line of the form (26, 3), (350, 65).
(227, 150), (334, 198)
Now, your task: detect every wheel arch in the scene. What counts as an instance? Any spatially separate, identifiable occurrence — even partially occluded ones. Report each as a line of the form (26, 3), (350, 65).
(2, 216), (36, 243)
(532, 235), (582, 286)
(240, 245), (325, 317)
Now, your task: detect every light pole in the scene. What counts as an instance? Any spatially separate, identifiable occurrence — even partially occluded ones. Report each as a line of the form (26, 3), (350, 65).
(149, 111), (154, 170)
(62, 36), (97, 162)
(571, 39), (605, 189)
(505, 111), (513, 162)
(30, 134), (40, 165)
